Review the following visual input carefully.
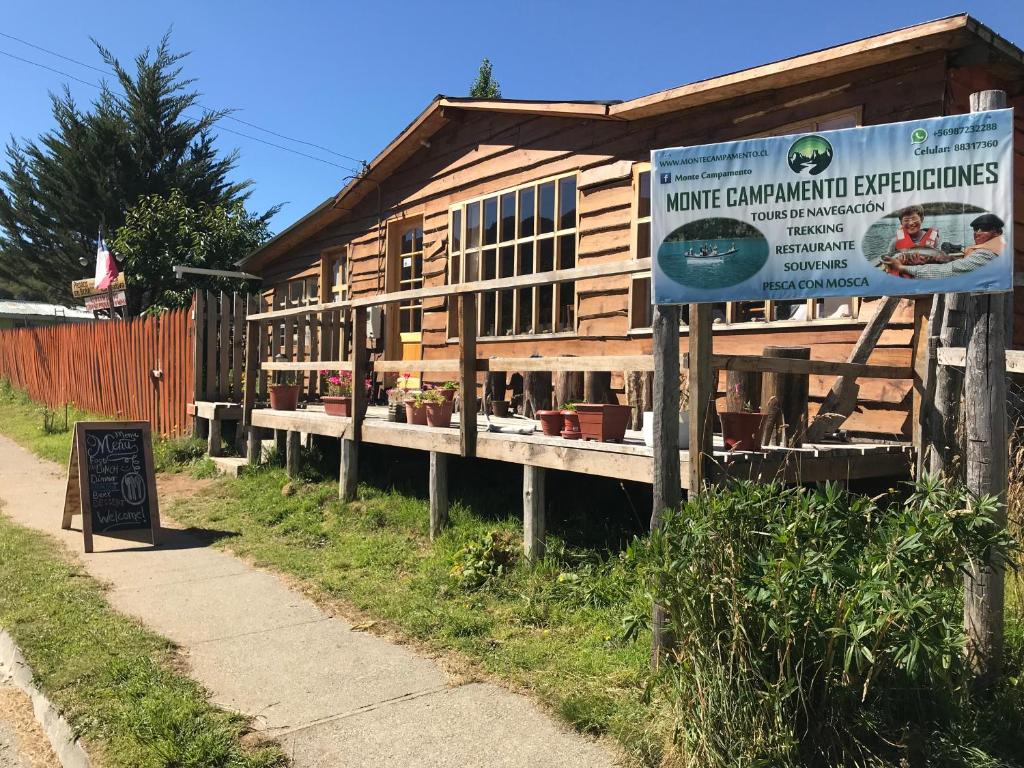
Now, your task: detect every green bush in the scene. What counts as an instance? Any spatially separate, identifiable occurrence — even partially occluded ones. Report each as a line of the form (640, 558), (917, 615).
(450, 530), (519, 590)
(641, 477), (1020, 767)
(152, 436), (208, 473)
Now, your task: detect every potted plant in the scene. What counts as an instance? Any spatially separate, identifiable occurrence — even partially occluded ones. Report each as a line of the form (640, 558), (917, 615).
(535, 407), (564, 437)
(320, 370), (353, 417)
(575, 402), (631, 442)
(404, 391), (428, 426)
(719, 392), (766, 452)
(386, 388), (406, 423)
(269, 372), (300, 411)
(560, 402), (581, 440)
(439, 380), (459, 402)
(490, 400), (510, 417)
(423, 388), (454, 428)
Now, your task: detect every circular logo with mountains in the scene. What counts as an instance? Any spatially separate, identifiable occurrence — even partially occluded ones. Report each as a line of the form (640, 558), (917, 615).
(787, 135), (833, 176)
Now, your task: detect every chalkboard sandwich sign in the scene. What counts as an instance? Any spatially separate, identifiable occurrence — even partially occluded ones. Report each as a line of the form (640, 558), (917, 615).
(62, 421), (161, 553)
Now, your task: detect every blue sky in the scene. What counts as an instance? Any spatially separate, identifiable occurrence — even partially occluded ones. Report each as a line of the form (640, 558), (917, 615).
(0, 1), (1020, 234)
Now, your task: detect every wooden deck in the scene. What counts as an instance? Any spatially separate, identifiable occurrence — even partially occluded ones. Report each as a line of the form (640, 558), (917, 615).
(250, 405), (911, 489)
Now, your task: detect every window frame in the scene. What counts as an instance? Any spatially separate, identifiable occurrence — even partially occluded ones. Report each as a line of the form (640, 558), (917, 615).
(446, 172), (579, 339)
(319, 245), (349, 303)
(385, 218), (425, 337)
(628, 107), (865, 332)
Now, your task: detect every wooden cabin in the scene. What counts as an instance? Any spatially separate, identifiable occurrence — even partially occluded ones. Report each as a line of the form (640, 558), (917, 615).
(240, 15), (1024, 439)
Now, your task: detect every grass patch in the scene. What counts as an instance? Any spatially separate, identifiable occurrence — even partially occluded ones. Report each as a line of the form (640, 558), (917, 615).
(166, 466), (665, 763)
(0, 513), (284, 768)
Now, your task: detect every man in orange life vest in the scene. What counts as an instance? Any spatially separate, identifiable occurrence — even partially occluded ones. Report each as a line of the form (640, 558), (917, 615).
(883, 205), (939, 277)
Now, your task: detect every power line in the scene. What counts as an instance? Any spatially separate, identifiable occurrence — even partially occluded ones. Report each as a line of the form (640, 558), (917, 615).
(0, 46), (363, 174)
(0, 29), (366, 165)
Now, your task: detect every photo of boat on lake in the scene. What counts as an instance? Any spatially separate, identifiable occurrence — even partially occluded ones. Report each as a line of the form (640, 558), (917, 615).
(862, 202), (1006, 280)
(656, 217), (769, 289)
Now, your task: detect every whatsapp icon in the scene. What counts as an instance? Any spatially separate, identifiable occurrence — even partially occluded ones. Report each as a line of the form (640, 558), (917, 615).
(911, 128), (928, 144)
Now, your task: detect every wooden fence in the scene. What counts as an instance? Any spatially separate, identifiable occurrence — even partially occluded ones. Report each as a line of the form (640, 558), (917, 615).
(0, 307), (193, 436)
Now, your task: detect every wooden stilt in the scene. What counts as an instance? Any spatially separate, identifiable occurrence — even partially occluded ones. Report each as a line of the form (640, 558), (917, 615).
(688, 304), (714, 492)
(207, 417), (222, 457)
(523, 464), (545, 560)
(429, 451), (448, 540)
(554, 371), (583, 410)
(285, 430), (301, 478)
(339, 437), (358, 502)
(584, 371), (614, 404)
(246, 426), (261, 465)
(760, 346), (810, 447)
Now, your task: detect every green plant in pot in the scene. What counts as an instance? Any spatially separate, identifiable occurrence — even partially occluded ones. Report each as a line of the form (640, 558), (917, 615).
(320, 370), (353, 417)
(559, 401), (581, 440)
(404, 390), (428, 426)
(719, 388), (766, 451)
(438, 380), (459, 402)
(269, 370), (300, 411)
(423, 388), (454, 428)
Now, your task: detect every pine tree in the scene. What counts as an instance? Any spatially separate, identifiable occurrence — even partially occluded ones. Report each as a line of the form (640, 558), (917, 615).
(0, 33), (254, 308)
(469, 58), (501, 99)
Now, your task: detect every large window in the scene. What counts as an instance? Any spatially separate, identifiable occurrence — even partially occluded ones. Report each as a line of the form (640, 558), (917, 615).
(629, 108), (862, 330)
(448, 173), (578, 337)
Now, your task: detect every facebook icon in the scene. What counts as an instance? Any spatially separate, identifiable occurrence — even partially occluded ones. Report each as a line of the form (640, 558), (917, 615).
(659, 172), (672, 184)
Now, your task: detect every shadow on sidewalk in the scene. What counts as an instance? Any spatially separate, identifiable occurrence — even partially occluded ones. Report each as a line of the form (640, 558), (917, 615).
(64, 524), (239, 553)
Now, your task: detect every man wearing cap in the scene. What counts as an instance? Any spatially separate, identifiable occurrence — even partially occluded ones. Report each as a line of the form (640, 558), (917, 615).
(883, 213), (1005, 279)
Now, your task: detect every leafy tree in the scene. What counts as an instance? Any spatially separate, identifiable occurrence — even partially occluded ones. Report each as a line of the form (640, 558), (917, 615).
(0, 33), (255, 308)
(111, 190), (270, 314)
(469, 58), (501, 99)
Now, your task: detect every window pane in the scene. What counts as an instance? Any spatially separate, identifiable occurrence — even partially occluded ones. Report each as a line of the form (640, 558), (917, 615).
(538, 284), (553, 333)
(499, 245), (514, 278)
(481, 292), (496, 337)
(466, 201), (480, 249)
(538, 238), (554, 273)
(538, 181), (555, 234)
(483, 197), (498, 246)
(451, 209), (462, 253)
(558, 283), (575, 332)
(482, 248), (496, 280)
(414, 227), (423, 252)
(449, 253), (460, 284)
(464, 250), (479, 282)
(638, 171), (651, 219)
(499, 290), (514, 336)
(518, 242), (534, 275)
(401, 228), (415, 255)
(517, 289), (532, 334)
(558, 234), (575, 270)
(518, 187), (535, 237)
(500, 193), (515, 242)
(558, 176), (576, 230)
(638, 221), (651, 260)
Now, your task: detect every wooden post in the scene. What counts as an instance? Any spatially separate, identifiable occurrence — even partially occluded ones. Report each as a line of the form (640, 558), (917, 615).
(931, 294), (969, 474)
(275, 429), (287, 463)
(651, 303), (681, 666)
(760, 346), (810, 447)
(963, 88), (1009, 687)
(191, 291), (205, 437)
(523, 464), (545, 560)
(687, 304), (713, 492)
(286, 430), (301, 478)
(625, 371), (652, 430)
(207, 417), (222, 457)
(341, 306), (366, 502)
(554, 371), (583, 410)
(584, 371), (614, 404)
(242, 315), (260, 463)
(725, 370), (760, 414)
(246, 426), (262, 465)
(910, 297), (931, 472)
(523, 371), (552, 416)
(459, 294), (477, 457)
(429, 452), (448, 540)
(486, 371), (507, 411)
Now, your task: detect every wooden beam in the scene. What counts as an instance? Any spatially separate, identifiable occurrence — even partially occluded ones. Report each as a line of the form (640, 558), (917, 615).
(699, 354), (911, 380)
(286, 430), (301, 478)
(688, 305), (714, 491)
(523, 464), (546, 560)
(651, 302), (681, 668)
(340, 437), (358, 502)
(805, 296), (900, 441)
(429, 452), (448, 541)
(910, 296), (933, 471)
(263, 360), (353, 372)
(459, 294), (477, 458)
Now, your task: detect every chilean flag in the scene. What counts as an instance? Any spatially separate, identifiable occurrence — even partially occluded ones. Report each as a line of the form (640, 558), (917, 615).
(94, 234), (119, 291)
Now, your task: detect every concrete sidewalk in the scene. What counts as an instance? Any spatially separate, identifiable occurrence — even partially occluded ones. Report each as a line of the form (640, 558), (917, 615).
(0, 435), (619, 767)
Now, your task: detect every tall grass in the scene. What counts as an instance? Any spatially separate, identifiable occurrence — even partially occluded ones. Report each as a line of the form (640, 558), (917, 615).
(640, 478), (1022, 767)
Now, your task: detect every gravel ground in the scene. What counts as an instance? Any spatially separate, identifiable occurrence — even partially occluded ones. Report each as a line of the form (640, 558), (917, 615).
(0, 685), (58, 768)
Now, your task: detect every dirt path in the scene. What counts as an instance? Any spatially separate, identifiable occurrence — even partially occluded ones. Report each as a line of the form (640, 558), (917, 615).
(0, 686), (59, 768)
(0, 434), (620, 768)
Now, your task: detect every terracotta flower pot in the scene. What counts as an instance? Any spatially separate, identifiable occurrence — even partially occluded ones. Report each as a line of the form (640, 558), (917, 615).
(536, 409), (563, 437)
(719, 411), (766, 452)
(269, 384), (300, 411)
(575, 404), (631, 443)
(490, 400), (510, 417)
(405, 402), (428, 426)
(561, 410), (581, 435)
(425, 400), (453, 428)
(560, 428), (581, 440)
(322, 395), (352, 417)
(439, 388), (458, 402)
